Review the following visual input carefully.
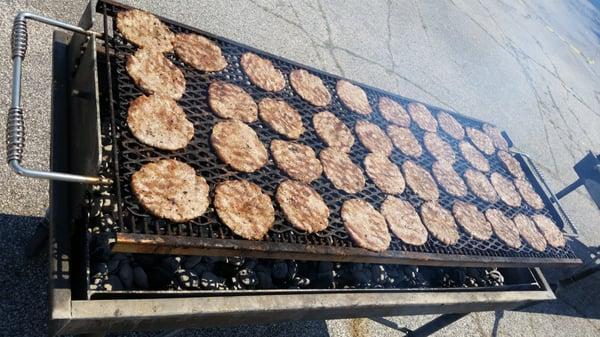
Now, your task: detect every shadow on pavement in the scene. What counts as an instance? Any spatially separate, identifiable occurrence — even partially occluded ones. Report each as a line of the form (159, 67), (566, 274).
(0, 213), (49, 337)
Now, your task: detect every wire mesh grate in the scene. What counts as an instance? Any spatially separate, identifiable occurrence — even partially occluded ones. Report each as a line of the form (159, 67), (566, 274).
(99, 1), (578, 264)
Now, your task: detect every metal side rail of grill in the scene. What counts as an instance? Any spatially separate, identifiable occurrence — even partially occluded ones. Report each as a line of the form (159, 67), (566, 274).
(97, 0), (581, 268)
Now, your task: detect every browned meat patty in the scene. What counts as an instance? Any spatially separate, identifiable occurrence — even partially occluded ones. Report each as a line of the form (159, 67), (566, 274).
(452, 201), (492, 241)
(381, 196), (428, 246)
(211, 120), (268, 172)
(432, 161), (467, 197)
(208, 81), (258, 122)
(173, 33), (227, 72)
(341, 199), (391, 251)
(270, 139), (322, 183)
(126, 48), (186, 100)
(466, 127), (495, 155)
(214, 179), (275, 240)
(485, 209), (521, 249)
(407, 102), (437, 132)
(497, 150), (525, 178)
(402, 160), (439, 201)
(289, 69), (331, 107)
(490, 172), (522, 207)
(515, 178), (544, 210)
(483, 124), (509, 151)
(127, 94), (194, 150)
(240, 52), (285, 92)
(320, 147), (365, 194)
(132, 159), (209, 223)
(364, 153), (405, 194)
(336, 80), (372, 115)
(387, 125), (423, 158)
(258, 98), (304, 139)
(513, 214), (547, 252)
(420, 201), (460, 245)
(313, 111), (354, 152)
(464, 169), (498, 203)
(355, 120), (393, 155)
(459, 141), (490, 172)
(378, 97), (410, 127)
(276, 179), (329, 233)
(116, 9), (174, 52)
(532, 214), (566, 248)
(437, 111), (464, 140)
(424, 132), (455, 163)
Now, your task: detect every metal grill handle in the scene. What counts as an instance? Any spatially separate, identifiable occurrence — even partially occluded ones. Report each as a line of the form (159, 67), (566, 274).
(512, 150), (579, 238)
(6, 11), (111, 185)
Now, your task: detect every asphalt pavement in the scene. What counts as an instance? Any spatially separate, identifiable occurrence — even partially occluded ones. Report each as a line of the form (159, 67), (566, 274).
(0, 0), (599, 336)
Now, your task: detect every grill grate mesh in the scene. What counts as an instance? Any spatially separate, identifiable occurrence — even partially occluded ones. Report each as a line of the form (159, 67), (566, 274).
(101, 1), (577, 264)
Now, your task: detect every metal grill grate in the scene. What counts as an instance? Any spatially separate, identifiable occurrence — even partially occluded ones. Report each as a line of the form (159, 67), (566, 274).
(99, 1), (579, 267)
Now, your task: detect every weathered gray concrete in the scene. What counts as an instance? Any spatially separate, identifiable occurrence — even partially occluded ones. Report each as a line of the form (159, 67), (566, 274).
(1, 0), (599, 336)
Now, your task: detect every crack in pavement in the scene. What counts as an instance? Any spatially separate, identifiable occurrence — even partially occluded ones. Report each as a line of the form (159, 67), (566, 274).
(315, 0), (346, 76)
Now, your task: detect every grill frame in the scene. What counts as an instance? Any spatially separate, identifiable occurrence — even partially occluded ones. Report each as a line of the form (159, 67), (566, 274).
(46, 3), (561, 335)
(99, 1), (580, 268)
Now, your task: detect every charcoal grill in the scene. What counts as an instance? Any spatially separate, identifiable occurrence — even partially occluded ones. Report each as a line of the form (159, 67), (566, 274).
(6, 1), (582, 336)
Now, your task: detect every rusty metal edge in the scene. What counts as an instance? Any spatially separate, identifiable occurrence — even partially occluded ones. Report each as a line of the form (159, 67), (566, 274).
(112, 233), (582, 268)
(60, 284), (553, 334)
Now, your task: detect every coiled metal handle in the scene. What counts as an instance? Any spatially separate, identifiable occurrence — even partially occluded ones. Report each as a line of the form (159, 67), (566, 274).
(7, 14), (27, 164)
(6, 11), (110, 185)
(6, 107), (24, 163)
(12, 14), (28, 59)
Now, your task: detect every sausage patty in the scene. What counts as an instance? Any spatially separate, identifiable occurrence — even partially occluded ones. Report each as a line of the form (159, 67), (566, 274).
(116, 9), (174, 52)
(364, 153), (405, 194)
(276, 179), (329, 233)
(211, 120), (268, 172)
(341, 199), (391, 251)
(464, 169), (498, 203)
(313, 111), (354, 152)
(173, 33), (227, 72)
(240, 52), (285, 92)
(387, 125), (422, 158)
(258, 98), (304, 139)
(381, 196), (428, 246)
(402, 160), (439, 201)
(126, 48), (186, 100)
(407, 102), (437, 132)
(452, 201), (492, 241)
(132, 159), (209, 223)
(289, 69), (331, 107)
(355, 120), (393, 155)
(214, 179), (275, 240)
(320, 148), (365, 194)
(208, 81), (258, 123)
(420, 201), (460, 245)
(336, 80), (372, 115)
(127, 94), (194, 150)
(270, 139), (322, 183)
(378, 97), (410, 127)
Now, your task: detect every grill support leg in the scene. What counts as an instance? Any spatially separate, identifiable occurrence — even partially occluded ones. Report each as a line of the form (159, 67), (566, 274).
(404, 313), (469, 337)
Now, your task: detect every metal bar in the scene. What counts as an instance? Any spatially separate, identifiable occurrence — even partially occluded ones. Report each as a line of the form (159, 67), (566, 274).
(112, 233), (582, 268)
(512, 151), (580, 237)
(57, 288), (554, 334)
(102, 1), (124, 227)
(554, 178), (583, 200)
(6, 11), (109, 185)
